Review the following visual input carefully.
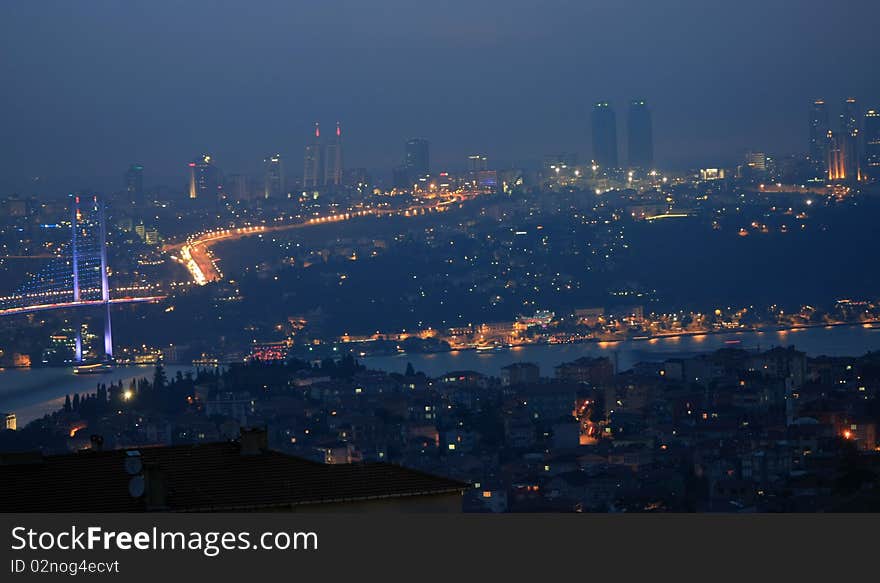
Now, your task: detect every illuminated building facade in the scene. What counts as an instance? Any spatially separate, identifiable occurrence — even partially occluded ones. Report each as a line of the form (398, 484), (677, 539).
(188, 154), (221, 200)
(745, 151), (768, 178)
(826, 131), (847, 181)
(591, 101), (618, 170)
(626, 99), (653, 169)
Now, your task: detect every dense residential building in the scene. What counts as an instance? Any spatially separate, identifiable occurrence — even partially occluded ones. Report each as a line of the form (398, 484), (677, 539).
(501, 362), (540, 386)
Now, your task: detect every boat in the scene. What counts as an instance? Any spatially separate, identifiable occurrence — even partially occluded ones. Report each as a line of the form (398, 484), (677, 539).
(73, 362), (113, 375)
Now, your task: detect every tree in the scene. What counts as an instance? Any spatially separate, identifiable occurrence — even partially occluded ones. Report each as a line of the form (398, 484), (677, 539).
(405, 362), (416, 377)
(153, 360), (167, 391)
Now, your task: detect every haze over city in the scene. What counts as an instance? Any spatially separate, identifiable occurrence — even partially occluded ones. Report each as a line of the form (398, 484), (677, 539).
(2, 0), (880, 193)
(4, 0), (880, 524)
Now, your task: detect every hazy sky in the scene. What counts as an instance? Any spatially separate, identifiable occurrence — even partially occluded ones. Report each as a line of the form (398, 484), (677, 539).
(1, 0), (879, 193)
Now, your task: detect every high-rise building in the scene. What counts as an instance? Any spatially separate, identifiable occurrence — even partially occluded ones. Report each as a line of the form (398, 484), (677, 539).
(746, 151), (767, 173)
(351, 168), (372, 198)
(841, 97), (861, 181)
(303, 123), (323, 189)
(591, 102), (618, 170)
(324, 122), (344, 187)
(826, 131), (847, 181)
(392, 166), (410, 190)
(405, 138), (430, 182)
(626, 100), (653, 169)
(188, 154), (221, 200)
(467, 154), (488, 172)
(742, 151), (773, 181)
(124, 163), (144, 207)
(263, 154), (284, 199)
(227, 174), (250, 201)
(864, 109), (880, 179)
(808, 99), (830, 177)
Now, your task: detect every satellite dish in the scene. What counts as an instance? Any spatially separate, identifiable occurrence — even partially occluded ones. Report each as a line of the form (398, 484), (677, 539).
(128, 475), (145, 498)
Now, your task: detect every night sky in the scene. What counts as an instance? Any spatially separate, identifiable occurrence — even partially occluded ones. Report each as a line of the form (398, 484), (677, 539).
(1, 0), (879, 193)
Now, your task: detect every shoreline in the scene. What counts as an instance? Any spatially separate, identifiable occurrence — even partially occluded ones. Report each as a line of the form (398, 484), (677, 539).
(358, 318), (880, 360)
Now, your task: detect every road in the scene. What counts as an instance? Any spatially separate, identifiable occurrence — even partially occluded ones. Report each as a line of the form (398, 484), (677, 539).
(168, 198), (466, 286)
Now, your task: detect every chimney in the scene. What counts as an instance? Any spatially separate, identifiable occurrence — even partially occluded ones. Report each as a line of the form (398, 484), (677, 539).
(239, 427), (268, 456)
(90, 434), (104, 451)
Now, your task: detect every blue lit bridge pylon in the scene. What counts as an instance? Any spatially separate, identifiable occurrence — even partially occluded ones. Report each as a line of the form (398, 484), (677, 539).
(0, 194), (165, 363)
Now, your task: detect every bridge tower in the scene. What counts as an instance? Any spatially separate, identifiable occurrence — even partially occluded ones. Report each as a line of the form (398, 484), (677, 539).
(70, 194), (113, 362)
(99, 198), (113, 360)
(71, 196), (83, 362)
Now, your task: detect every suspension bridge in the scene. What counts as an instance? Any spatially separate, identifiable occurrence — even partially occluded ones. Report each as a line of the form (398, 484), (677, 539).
(0, 194), (165, 362)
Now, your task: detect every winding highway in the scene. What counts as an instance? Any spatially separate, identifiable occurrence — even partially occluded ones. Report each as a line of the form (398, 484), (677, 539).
(167, 198), (465, 285)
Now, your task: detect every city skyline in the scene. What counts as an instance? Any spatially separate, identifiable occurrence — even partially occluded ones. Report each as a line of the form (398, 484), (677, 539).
(2, 1), (880, 193)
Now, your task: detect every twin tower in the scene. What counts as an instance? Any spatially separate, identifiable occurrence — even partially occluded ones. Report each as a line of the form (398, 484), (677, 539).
(303, 122), (344, 189)
(591, 100), (654, 171)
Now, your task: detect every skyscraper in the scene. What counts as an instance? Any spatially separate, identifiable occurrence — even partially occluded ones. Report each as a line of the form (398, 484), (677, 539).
(864, 109), (880, 180)
(324, 122), (344, 187)
(808, 99), (830, 177)
(124, 163), (144, 207)
(303, 123), (323, 189)
(188, 154), (221, 200)
(591, 102), (618, 170)
(841, 97), (861, 181)
(626, 100), (653, 169)
(826, 131), (847, 182)
(227, 174), (250, 201)
(263, 154), (284, 199)
(405, 138), (430, 182)
(351, 168), (372, 198)
(467, 154), (488, 172)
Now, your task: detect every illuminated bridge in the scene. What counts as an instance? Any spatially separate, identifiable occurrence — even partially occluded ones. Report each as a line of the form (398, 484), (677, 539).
(0, 195), (164, 362)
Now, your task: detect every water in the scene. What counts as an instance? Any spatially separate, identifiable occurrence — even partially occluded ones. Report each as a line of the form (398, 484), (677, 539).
(0, 365), (194, 426)
(364, 324), (880, 377)
(3, 325), (880, 428)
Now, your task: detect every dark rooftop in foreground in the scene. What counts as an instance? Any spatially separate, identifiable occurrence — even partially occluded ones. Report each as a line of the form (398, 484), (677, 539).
(0, 430), (468, 512)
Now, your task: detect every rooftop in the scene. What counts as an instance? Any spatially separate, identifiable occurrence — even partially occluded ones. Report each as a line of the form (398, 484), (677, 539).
(0, 435), (468, 512)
